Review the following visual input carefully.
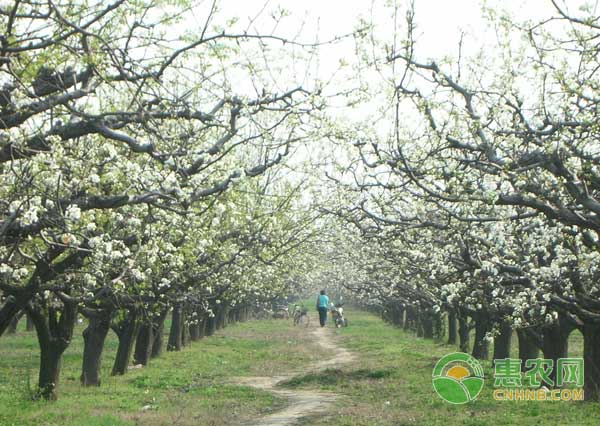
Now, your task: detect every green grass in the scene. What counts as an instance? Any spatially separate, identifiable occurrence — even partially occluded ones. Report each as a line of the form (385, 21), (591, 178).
(3, 310), (596, 426)
(0, 316), (327, 426)
(284, 310), (599, 426)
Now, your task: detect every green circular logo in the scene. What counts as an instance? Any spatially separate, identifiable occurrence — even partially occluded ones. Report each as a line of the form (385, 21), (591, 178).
(432, 352), (484, 404)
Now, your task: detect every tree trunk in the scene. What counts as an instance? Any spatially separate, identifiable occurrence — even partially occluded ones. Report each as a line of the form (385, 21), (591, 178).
(516, 328), (540, 372)
(422, 313), (434, 339)
(583, 322), (600, 401)
(433, 312), (443, 339)
(81, 313), (110, 386)
(151, 309), (168, 359)
(542, 317), (572, 385)
(26, 312), (35, 331)
(167, 304), (183, 351)
(133, 321), (154, 366)
(447, 310), (457, 345)
(189, 320), (200, 341)
(382, 306), (391, 324)
(493, 320), (512, 360)
(0, 297), (26, 336)
(458, 314), (470, 353)
(216, 307), (226, 330)
(111, 308), (141, 376)
(181, 311), (190, 347)
(222, 307), (229, 328)
(7, 312), (19, 334)
(403, 307), (412, 331)
(415, 310), (424, 337)
(198, 318), (207, 338)
(27, 299), (78, 400)
(472, 311), (490, 360)
(395, 306), (405, 328)
(38, 342), (63, 400)
(206, 314), (216, 336)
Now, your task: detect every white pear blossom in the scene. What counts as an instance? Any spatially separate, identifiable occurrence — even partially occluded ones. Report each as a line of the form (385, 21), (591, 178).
(65, 205), (82, 222)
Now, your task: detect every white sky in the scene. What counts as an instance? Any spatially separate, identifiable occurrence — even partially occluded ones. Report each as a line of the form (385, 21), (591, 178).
(176, 0), (599, 197)
(196, 1), (560, 141)
(181, 0), (583, 105)
(215, 0), (558, 61)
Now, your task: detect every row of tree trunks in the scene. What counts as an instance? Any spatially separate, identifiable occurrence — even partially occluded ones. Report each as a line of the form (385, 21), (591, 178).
(166, 305), (238, 352)
(381, 306), (477, 356)
(515, 314), (600, 402)
(381, 304), (600, 401)
(381, 306), (501, 361)
(385, 305), (405, 328)
(10, 298), (247, 400)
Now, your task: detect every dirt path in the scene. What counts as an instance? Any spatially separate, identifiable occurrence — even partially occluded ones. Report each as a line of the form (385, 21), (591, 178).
(235, 325), (354, 426)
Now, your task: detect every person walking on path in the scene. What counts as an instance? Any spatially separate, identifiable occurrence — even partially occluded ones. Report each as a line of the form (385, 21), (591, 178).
(316, 290), (330, 327)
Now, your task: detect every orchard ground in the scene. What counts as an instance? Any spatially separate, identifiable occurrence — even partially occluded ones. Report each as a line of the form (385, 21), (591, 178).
(1, 309), (599, 426)
(0, 318), (329, 426)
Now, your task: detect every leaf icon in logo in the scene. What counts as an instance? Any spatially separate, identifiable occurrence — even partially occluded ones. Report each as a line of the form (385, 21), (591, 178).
(432, 377), (470, 404)
(462, 377), (485, 400)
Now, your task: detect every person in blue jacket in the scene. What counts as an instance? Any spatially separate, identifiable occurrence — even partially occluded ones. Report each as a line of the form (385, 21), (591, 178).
(316, 290), (330, 327)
